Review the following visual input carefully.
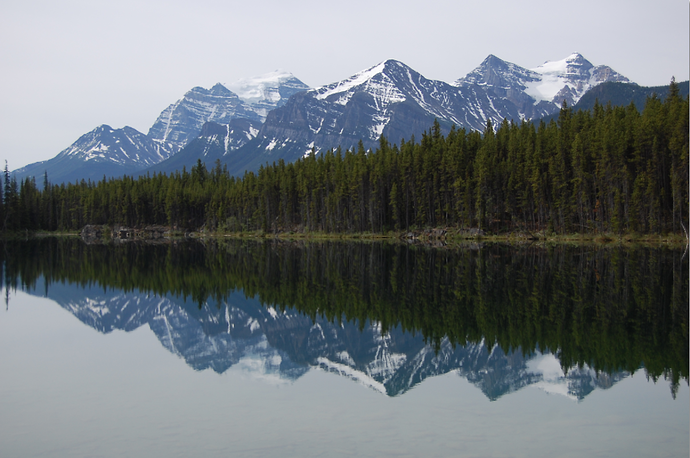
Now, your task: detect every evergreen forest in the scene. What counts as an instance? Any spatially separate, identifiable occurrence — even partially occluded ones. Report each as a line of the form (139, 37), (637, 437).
(3, 84), (688, 236)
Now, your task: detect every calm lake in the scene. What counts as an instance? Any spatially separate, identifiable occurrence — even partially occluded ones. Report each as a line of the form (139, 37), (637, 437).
(0, 238), (687, 458)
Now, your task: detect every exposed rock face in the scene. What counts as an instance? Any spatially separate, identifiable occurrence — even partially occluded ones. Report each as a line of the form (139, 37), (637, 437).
(80, 224), (173, 243)
(57, 125), (174, 166)
(14, 124), (176, 187)
(225, 70), (311, 119)
(147, 119), (262, 176)
(148, 73), (310, 152)
(147, 83), (259, 150)
(455, 54), (552, 121)
(80, 224), (107, 243)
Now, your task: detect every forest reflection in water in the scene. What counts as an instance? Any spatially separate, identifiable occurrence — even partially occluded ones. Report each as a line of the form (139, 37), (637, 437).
(1, 237), (687, 399)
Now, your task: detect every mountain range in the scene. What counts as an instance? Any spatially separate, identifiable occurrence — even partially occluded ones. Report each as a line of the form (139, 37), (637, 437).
(14, 53), (673, 186)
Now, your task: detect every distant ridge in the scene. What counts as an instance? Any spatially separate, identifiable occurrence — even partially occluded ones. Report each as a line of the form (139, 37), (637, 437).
(572, 79), (689, 111)
(538, 79), (689, 124)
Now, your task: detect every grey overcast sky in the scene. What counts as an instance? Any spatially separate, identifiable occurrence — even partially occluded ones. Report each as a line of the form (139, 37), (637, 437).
(1, 0), (688, 170)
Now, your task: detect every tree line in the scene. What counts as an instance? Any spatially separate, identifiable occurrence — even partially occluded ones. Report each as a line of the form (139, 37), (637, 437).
(2, 82), (688, 235)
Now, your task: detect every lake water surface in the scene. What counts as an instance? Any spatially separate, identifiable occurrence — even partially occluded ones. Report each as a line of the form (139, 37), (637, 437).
(0, 238), (687, 457)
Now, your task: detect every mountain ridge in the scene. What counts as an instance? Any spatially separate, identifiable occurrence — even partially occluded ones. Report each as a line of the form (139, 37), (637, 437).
(12, 54), (647, 185)
(169, 54), (635, 176)
(12, 124), (176, 185)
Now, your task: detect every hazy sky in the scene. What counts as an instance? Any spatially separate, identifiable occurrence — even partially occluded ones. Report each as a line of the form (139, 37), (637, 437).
(2, 0), (688, 170)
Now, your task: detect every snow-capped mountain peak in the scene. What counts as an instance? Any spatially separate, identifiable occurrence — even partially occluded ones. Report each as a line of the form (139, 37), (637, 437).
(225, 70), (308, 105)
(454, 53), (631, 114)
(454, 54), (541, 89)
(532, 52), (590, 75)
(247, 59), (444, 165)
(57, 124), (171, 166)
(313, 60), (391, 101)
(147, 72), (309, 151)
(524, 52), (630, 106)
(147, 83), (254, 149)
(8, 123), (177, 186)
(208, 82), (239, 97)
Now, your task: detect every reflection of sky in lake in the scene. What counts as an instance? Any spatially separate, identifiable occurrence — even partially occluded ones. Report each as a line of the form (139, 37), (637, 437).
(0, 288), (687, 458)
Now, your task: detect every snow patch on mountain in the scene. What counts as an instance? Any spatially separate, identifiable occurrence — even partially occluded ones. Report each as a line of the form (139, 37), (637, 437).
(525, 54), (582, 102)
(302, 141), (320, 158)
(455, 54), (542, 89)
(524, 53), (630, 106)
(226, 70), (304, 104)
(266, 139), (278, 151)
(314, 62), (387, 101)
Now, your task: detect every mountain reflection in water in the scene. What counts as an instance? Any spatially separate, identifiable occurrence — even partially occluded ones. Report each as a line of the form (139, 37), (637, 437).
(2, 238), (687, 399)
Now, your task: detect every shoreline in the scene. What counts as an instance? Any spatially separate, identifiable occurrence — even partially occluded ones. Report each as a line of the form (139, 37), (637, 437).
(216, 231), (690, 248)
(13, 228), (689, 248)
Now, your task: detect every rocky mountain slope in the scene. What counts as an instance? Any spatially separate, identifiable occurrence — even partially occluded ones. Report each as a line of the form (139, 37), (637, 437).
(148, 72), (309, 151)
(13, 72), (308, 186)
(12, 125), (176, 186)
